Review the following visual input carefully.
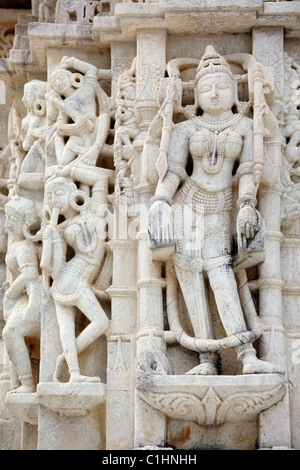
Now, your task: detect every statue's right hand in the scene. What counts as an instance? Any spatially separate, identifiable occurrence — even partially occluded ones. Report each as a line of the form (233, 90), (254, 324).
(43, 224), (59, 242)
(147, 200), (174, 246)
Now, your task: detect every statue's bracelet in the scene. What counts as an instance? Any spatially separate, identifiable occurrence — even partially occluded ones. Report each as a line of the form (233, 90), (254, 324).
(150, 195), (173, 206)
(237, 195), (257, 209)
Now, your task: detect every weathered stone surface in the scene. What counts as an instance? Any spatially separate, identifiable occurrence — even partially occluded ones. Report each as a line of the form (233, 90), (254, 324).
(0, 0), (300, 451)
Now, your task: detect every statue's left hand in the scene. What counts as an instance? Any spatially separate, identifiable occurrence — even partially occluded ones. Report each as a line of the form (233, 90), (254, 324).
(237, 204), (261, 242)
(148, 200), (174, 246)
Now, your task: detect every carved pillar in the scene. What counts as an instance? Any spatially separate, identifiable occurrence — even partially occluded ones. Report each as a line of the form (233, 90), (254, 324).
(104, 41), (137, 450)
(136, 29), (166, 140)
(36, 50), (108, 450)
(111, 41), (136, 99)
(134, 28), (168, 448)
(281, 224), (300, 449)
(280, 51), (300, 449)
(0, 74), (28, 450)
(106, 239), (137, 449)
(252, 27), (291, 449)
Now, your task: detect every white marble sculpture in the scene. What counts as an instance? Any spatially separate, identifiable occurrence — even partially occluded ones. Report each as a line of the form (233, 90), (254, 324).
(148, 46), (282, 375)
(1, 79), (47, 395)
(40, 57), (113, 383)
(114, 58), (139, 214)
(18, 80), (47, 207)
(41, 169), (111, 383)
(2, 0), (300, 451)
(2, 197), (41, 393)
(47, 56), (110, 170)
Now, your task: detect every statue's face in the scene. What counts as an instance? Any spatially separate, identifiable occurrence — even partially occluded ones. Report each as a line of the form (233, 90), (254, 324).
(46, 183), (70, 214)
(22, 84), (35, 109)
(196, 72), (235, 115)
(4, 208), (23, 236)
(50, 70), (71, 96)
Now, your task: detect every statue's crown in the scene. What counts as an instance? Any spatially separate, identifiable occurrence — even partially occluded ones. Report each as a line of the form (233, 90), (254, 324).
(195, 45), (234, 82)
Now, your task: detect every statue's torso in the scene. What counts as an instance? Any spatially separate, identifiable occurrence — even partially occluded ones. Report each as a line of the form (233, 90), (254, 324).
(188, 115), (244, 192)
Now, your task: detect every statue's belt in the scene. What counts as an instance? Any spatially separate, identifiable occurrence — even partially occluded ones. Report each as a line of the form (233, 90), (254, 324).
(173, 253), (232, 273)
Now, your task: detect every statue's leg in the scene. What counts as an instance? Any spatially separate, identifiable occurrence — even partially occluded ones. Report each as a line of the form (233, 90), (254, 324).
(2, 313), (39, 392)
(200, 214), (257, 369)
(75, 287), (110, 355)
(206, 263), (248, 336)
(207, 264), (283, 374)
(174, 264), (217, 375)
(54, 303), (82, 381)
(54, 280), (109, 383)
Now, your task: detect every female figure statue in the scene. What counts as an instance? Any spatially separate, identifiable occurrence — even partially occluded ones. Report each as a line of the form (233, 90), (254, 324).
(47, 56), (110, 169)
(41, 166), (111, 383)
(148, 46), (281, 375)
(2, 197), (41, 392)
(18, 80), (47, 204)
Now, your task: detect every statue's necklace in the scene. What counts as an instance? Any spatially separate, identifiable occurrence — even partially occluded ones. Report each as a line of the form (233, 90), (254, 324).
(192, 114), (243, 175)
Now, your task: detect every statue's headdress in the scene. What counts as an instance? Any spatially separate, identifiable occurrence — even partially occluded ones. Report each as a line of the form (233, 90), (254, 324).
(195, 45), (234, 83)
(5, 196), (37, 225)
(45, 175), (89, 213)
(5, 196), (40, 240)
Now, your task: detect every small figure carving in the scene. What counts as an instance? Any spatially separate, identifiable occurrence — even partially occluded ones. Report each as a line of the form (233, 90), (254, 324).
(114, 59), (139, 168)
(47, 56), (110, 169)
(114, 59), (139, 215)
(18, 80), (47, 205)
(7, 108), (25, 198)
(41, 165), (112, 383)
(280, 55), (300, 228)
(2, 197), (41, 393)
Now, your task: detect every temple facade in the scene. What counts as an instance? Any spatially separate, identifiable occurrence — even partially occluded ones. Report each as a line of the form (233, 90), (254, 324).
(0, 0), (300, 451)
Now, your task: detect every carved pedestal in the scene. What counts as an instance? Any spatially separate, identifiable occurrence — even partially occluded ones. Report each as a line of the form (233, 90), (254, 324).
(137, 373), (287, 449)
(37, 382), (106, 450)
(5, 392), (38, 450)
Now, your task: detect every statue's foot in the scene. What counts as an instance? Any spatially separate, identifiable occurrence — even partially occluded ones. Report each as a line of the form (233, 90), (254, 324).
(185, 363), (218, 376)
(242, 355), (284, 374)
(70, 373), (100, 383)
(11, 384), (35, 394)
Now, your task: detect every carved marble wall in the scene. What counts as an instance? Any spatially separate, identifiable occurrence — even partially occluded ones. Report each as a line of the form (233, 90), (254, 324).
(0, 0), (300, 451)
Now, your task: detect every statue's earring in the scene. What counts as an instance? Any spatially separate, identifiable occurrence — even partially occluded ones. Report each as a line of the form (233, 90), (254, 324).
(33, 99), (46, 116)
(69, 189), (89, 212)
(71, 73), (84, 89)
